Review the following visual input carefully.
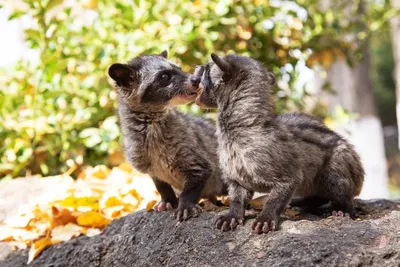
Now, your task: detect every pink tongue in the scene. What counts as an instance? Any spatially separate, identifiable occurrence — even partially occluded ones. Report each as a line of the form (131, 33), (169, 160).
(195, 95), (201, 106)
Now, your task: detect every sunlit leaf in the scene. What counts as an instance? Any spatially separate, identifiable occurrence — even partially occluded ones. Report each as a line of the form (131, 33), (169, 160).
(51, 223), (83, 243)
(146, 200), (157, 212)
(91, 165), (111, 179)
(104, 196), (124, 207)
(51, 207), (77, 227)
(46, 0), (64, 11)
(27, 237), (52, 264)
(58, 196), (99, 210)
(77, 211), (111, 228)
(8, 11), (25, 20)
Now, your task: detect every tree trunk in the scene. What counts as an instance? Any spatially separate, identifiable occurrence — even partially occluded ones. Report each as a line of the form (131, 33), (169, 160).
(391, 0), (400, 149)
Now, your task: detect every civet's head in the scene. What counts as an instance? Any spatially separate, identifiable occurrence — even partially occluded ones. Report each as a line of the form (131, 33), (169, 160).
(108, 51), (196, 111)
(192, 53), (276, 109)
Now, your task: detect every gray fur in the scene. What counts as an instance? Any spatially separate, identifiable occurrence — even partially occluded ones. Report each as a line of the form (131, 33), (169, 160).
(191, 53), (364, 233)
(108, 52), (226, 221)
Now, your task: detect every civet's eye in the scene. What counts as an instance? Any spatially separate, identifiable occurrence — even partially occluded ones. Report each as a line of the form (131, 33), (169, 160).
(161, 73), (170, 82)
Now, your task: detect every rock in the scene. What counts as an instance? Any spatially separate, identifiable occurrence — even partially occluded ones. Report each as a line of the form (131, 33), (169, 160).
(1, 199), (400, 267)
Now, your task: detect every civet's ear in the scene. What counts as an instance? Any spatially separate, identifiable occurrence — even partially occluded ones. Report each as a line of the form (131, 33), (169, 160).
(211, 53), (232, 80)
(266, 72), (276, 86)
(190, 65), (205, 87)
(159, 50), (168, 59)
(193, 65), (205, 78)
(108, 63), (134, 86)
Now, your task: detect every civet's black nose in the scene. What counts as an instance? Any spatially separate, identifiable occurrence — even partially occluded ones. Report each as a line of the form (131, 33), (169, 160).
(190, 76), (201, 86)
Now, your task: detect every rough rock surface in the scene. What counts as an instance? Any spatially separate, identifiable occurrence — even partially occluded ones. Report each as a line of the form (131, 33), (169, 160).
(1, 199), (400, 267)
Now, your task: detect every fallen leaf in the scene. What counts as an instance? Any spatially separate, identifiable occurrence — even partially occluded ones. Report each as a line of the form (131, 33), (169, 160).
(58, 196), (99, 210)
(123, 189), (142, 200)
(104, 196), (124, 208)
(51, 223), (83, 243)
(117, 162), (132, 173)
(102, 205), (125, 219)
(27, 237), (52, 264)
(4, 212), (35, 228)
(201, 200), (218, 211)
(285, 208), (300, 217)
(51, 207), (77, 227)
(85, 228), (102, 237)
(0, 226), (41, 243)
(122, 194), (139, 208)
(2, 163), (157, 250)
(77, 211), (111, 228)
(249, 195), (267, 210)
(220, 196), (230, 206)
(91, 165), (111, 179)
(146, 200), (157, 212)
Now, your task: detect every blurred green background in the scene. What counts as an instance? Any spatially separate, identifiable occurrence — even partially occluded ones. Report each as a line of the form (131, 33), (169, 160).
(0, 0), (398, 182)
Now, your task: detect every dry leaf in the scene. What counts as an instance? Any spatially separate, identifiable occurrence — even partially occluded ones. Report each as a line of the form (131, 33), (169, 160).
(122, 194), (139, 208)
(59, 196), (99, 210)
(123, 189), (142, 200)
(117, 162), (132, 173)
(51, 207), (77, 227)
(27, 237), (52, 264)
(85, 228), (102, 237)
(201, 200), (218, 211)
(0, 226), (41, 243)
(3, 212), (35, 228)
(77, 211), (111, 228)
(146, 200), (157, 212)
(285, 208), (300, 217)
(3, 163), (156, 251)
(91, 165), (111, 179)
(104, 196), (124, 208)
(220, 196), (230, 206)
(249, 195), (267, 210)
(51, 223), (83, 243)
(102, 205), (125, 219)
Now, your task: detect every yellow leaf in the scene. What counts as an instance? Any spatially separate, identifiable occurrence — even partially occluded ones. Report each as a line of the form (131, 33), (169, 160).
(82, 0), (98, 9)
(51, 223), (83, 243)
(91, 165), (111, 179)
(32, 205), (51, 222)
(104, 196), (124, 208)
(77, 211), (111, 228)
(59, 196), (99, 210)
(27, 237), (52, 264)
(146, 200), (157, 212)
(122, 194), (139, 208)
(193, 0), (202, 6)
(117, 162), (132, 173)
(123, 189), (142, 200)
(102, 206), (125, 219)
(107, 151), (125, 167)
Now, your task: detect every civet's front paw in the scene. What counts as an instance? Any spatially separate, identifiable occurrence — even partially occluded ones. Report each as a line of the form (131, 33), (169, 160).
(215, 212), (244, 232)
(174, 203), (202, 221)
(153, 201), (175, 212)
(252, 213), (279, 234)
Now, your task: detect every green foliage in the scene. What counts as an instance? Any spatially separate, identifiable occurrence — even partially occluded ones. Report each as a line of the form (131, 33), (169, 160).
(0, 0), (396, 178)
(371, 21), (396, 126)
